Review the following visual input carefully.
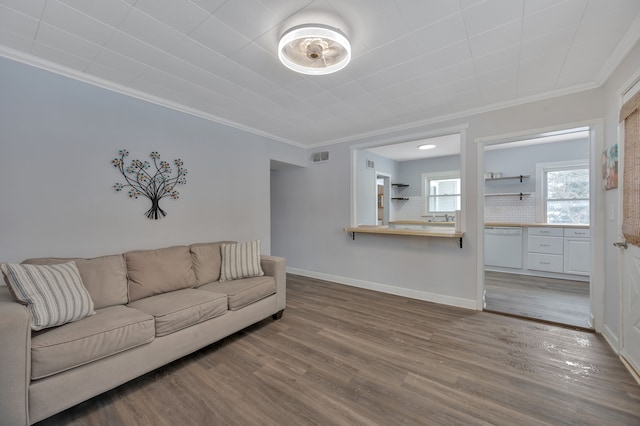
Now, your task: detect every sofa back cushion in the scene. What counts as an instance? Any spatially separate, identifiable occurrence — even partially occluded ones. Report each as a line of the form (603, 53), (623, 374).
(125, 245), (196, 302)
(22, 255), (128, 309)
(189, 241), (235, 286)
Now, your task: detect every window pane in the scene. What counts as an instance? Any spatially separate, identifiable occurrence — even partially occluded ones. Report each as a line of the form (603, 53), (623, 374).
(547, 200), (590, 224)
(547, 169), (589, 199)
(429, 195), (460, 212)
(429, 179), (459, 196)
(427, 178), (460, 213)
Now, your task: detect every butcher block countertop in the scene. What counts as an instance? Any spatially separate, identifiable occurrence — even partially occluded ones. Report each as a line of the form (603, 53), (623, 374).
(343, 225), (463, 239)
(485, 222), (590, 229)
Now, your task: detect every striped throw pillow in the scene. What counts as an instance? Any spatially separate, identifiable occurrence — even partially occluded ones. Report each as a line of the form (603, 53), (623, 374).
(219, 240), (264, 282)
(1, 261), (95, 330)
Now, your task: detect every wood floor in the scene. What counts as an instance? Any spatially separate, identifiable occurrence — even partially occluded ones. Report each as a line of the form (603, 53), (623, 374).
(38, 274), (640, 426)
(485, 271), (591, 329)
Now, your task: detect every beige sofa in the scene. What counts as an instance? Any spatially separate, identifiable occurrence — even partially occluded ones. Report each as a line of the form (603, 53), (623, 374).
(0, 241), (286, 425)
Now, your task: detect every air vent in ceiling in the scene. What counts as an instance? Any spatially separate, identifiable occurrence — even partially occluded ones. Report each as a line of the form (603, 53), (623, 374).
(310, 151), (330, 163)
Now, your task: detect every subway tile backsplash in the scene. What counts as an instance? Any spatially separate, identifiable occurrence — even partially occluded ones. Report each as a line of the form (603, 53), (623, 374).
(484, 192), (536, 223)
(390, 196), (423, 221)
(390, 193), (537, 223)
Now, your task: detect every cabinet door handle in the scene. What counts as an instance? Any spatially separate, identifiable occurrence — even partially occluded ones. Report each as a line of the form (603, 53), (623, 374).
(540, 244), (550, 247)
(540, 261), (551, 264)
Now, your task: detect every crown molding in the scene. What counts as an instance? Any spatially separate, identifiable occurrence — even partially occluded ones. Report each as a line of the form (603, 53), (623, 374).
(596, 14), (640, 85)
(0, 47), (308, 149)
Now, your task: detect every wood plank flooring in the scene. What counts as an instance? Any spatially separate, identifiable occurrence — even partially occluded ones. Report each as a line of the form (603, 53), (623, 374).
(37, 274), (640, 425)
(485, 271), (591, 329)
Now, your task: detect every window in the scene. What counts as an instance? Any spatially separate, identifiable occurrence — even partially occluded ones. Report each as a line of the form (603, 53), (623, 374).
(422, 171), (461, 214)
(537, 161), (589, 224)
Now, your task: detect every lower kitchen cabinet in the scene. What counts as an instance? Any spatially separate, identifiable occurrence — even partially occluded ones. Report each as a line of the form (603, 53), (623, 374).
(527, 227), (564, 273)
(485, 225), (590, 279)
(528, 252), (564, 273)
(563, 229), (590, 276)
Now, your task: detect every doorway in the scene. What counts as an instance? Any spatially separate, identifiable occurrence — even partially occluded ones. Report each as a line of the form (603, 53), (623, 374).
(376, 173), (390, 225)
(480, 127), (593, 329)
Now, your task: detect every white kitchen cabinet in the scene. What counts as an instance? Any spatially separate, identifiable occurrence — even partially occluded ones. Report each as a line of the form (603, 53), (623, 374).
(528, 227), (563, 237)
(528, 235), (564, 254)
(527, 227), (563, 273)
(528, 253), (564, 273)
(563, 228), (590, 276)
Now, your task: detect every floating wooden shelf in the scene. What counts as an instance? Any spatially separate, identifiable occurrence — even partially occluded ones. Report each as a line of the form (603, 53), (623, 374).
(485, 174), (530, 183)
(485, 192), (531, 200)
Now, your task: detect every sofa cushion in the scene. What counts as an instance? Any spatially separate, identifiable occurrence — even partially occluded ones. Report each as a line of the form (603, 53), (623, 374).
(127, 289), (227, 337)
(1, 261), (95, 331)
(219, 240), (264, 282)
(31, 305), (154, 379)
(190, 241), (235, 286)
(23, 255), (128, 309)
(125, 246), (197, 302)
(199, 276), (276, 310)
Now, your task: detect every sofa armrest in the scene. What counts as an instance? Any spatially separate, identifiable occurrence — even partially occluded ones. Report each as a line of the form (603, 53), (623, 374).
(260, 255), (286, 311)
(0, 286), (31, 425)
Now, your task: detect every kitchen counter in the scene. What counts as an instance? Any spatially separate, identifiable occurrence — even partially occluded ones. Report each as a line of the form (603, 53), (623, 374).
(343, 225), (464, 247)
(485, 222), (589, 229)
(390, 221), (455, 226)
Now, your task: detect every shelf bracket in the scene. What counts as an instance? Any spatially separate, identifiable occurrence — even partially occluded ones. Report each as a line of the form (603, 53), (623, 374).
(349, 231), (355, 240)
(458, 237), (463, 248)
(519, 175), (524, 183)
(519, 192), (523, 200)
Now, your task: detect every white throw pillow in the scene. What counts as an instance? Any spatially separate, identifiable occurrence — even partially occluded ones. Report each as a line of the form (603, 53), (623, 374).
(1, 261), (95, 330)
(219, 240), (264, 282)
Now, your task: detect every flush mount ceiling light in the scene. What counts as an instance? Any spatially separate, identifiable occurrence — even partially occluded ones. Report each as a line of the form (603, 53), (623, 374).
(418, 144), (436, 150)
(278, 24), (351, 75)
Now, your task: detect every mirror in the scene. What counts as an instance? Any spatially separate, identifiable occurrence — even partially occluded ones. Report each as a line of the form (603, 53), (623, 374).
(353, 133), (462, 228)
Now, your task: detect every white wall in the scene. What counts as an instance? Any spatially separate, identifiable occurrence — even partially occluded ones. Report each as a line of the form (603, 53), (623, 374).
(273, 87), (606, 310)
(0, 57), (306, 262)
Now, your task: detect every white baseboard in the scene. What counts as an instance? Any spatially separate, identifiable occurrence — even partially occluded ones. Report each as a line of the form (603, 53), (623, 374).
(287, 267), (478, 310)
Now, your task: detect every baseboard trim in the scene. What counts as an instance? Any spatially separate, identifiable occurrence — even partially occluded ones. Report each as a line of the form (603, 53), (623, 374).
(287, 267), (478, 310)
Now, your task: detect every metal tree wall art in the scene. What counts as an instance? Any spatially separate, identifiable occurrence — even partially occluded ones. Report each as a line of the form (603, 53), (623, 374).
(112, 149), (187, 220)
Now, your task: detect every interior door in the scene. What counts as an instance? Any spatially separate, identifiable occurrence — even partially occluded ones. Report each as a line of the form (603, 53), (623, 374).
(620, 81), (640, 374)
(622, 243), (640, 374)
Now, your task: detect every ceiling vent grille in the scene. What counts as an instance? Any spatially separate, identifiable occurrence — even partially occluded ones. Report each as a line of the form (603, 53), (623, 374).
(310, 151), (330, 163)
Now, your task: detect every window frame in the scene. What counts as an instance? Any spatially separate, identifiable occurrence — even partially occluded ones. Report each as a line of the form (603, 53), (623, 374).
(535, 160), (590, 224)
(421, 170), (461, 215)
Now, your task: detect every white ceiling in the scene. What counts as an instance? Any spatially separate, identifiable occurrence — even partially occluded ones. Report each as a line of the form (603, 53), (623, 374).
(1, 0), (639, 148)
(367, 133), (461, 161)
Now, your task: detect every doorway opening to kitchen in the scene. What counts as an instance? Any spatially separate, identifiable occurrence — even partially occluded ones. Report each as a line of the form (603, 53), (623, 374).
(481, 126), (592, 329)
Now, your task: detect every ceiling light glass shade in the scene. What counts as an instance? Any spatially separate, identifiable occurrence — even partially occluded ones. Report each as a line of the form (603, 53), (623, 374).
(418, 144), (436, 150)
(278, 25), (351, 75)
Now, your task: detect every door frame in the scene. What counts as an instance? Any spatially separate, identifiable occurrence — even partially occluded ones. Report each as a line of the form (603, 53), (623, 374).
(475, 121), (605, 331)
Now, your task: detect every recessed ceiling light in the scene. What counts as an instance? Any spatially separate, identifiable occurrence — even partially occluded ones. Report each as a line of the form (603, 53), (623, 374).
(418, 144), (436, 150)
(278, 24), (351, 75)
